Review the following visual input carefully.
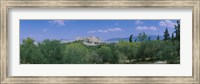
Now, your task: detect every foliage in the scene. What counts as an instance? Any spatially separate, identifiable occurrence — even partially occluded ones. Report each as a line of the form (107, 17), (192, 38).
(174, 20), (180, 41)
(156, 41), (180, 63)
(63, 43), (91, 64)
(20, 37), (180, 64)
(97, 46), (113, 63)
(20, 38), (46, 64)
(164, 28), (170, 41)
(157, 35), (160, 40)
(116, 41), (138, 63)
(129, 34), (133, 42)
(20, 20), (181, 64)
(38, 39), (64, 64)
(137, 32), (147, 41)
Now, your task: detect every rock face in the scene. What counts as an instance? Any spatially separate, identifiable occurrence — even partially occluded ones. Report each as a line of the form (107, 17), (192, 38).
(154, 61), (167, 64)
(76, 36), (102, 46)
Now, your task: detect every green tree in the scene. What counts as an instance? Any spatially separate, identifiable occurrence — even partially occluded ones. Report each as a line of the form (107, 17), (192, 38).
(136, 42), (146, 61)
(172, 33), (175, 45)
(164, 28), (170, 41)
(148, 36), (151, 41)
(116, 42), (138, 63)
(158, 42), (179, 64)
(38, 39), (64, 64)
(172, 33), (174, 40)
(129, 34), (133, 42)
(136, 40), (165, 62)
(174, 20), (180, 41)
(97, 46), (113, 63)
(137, 32), (147, 41)
(174, 20), (180, 57)
(157, 35), (160, 40)
(134, 38), (137, 42)
(20, 38), (46, 64)
(63, 43), (91, 64)
(105, 43), (119, 64)
(90, 51), (101, 63)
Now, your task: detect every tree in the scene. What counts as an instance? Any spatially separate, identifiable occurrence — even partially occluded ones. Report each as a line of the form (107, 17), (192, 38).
(129, 34), (133, 42)
(97, 46), (113, 63)
(90, 51), (101, 63)
(134, 38), (137, 42)
(172, 33), (174, 40)
(158, 42), (179, 64)
(148, 36), (151, 41)
(174, 20), (180, 41)
(172, 33), (175, 45)
(63, 42), (91, 64)
(164, 28), (170, 41)
(137, 32), (147, 41)
(157, 35), (160, 40)
(116, 42), (138, 63)
(174, 20), (180, 57)
(38, 39), (64, 64)
(20, 38), (46, 64)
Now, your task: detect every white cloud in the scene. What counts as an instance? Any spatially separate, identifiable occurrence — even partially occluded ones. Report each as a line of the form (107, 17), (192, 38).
(107, 28), (122, 32)
(87, 28), (122, 34)
(135, 20), (143, 25)
(159, 20), (177, 28)
(97, 29), (108, 33)
(87, 30), (96, 34)
(42, 29), (47, 32)
(49, 20), (65, 26)
(149, 26), (158, 30)
(136, 26), (148, 30)
(136, 26), (157, 31)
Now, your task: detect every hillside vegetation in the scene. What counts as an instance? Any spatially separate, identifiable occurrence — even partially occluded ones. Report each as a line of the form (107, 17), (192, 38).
(20, 21), (180, 64)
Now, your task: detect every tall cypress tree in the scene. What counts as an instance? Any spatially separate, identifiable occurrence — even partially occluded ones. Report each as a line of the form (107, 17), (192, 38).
(172, 33), (175, 45)
(174, 20), (180, 41)
(157, 35), (160, 40)
(172, 33), (174, 41)
(148, 36), (151, 41)
(142, 32), (147, 41)
(164, 28), (170, 41)
(174, 20), (180, 57)
(129, 34), (133, 42)
(137, 32), (147, 42)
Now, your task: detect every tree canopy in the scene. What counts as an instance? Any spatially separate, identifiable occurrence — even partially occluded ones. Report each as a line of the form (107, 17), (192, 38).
(20, 20), (180, 64)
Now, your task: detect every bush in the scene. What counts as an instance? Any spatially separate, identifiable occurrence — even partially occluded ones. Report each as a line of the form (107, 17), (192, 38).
(97, 46), (113, 63)
(20, 38), (46, 64)
(20, 37), (180, 64)
(38, 39), (64, 64)
(116, 41), (139, 63)
(63, 43), (91, 64)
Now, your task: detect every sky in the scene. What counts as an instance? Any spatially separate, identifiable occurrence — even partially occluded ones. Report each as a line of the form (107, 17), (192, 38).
(20, 19), (179, 42)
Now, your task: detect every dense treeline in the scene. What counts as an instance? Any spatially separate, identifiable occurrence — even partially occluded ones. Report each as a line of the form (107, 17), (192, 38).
(20, 20), (180, 64)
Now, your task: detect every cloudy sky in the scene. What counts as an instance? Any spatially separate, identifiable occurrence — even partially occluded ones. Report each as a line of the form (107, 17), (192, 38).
(20, 19), (179, 41)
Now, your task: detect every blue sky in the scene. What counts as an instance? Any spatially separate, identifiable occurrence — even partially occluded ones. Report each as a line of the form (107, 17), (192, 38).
(20, 19), (179, 42)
